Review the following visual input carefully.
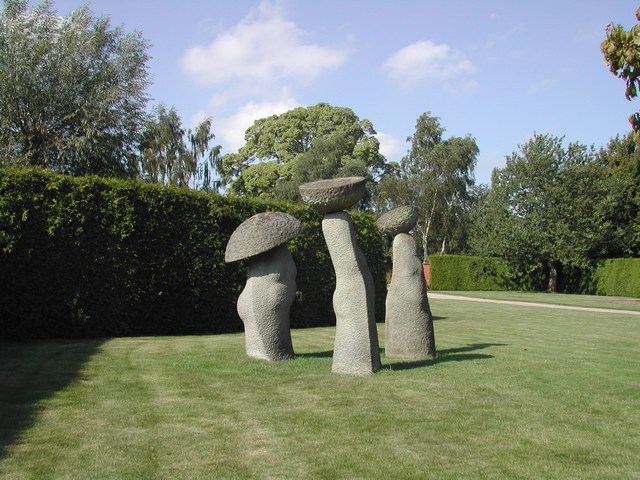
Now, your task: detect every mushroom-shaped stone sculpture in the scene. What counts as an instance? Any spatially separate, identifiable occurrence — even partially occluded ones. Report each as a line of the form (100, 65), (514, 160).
(225, 211), (303, 361)
(377, 206), (435, 358)
(299, 177), (381, 375)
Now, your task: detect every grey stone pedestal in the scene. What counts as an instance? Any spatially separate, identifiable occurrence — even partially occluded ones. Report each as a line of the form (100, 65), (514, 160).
(377, 205), (435, 359)
(322, 212), (381, 375)
(237, 244), (296, 361)
(385, 233), (435, 358)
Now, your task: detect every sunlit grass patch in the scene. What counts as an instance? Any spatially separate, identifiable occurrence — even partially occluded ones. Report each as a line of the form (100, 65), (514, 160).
(1, 296), (639, 479)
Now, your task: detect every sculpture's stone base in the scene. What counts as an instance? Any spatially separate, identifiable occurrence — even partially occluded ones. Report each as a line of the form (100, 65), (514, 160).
(322, 212), (381, 375)
(385, 233), (435, 358)
(237, 244), (296, 361)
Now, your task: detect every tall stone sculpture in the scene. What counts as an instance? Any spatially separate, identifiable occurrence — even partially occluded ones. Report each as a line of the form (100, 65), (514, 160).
(299, 177), (381, 375)
(377, 206), (436, 358)
(225, 212), (303, 361)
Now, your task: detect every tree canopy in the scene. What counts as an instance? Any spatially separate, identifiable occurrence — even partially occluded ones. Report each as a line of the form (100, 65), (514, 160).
(602, 7), (640, 140)
(220, 103), (387, 206)
(595, 133), (640, 255)
(376, 112), (478, 261)
(0, 0), (151, 177)
(468, 133), (633, 291)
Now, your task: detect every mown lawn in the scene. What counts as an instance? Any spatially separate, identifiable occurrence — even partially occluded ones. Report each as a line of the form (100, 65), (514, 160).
(1, 296), (639, 479)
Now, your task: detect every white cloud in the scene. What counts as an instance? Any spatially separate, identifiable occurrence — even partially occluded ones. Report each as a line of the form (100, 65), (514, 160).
(180, 0), (351, 85)
(216, 97), (300, 154)
(375, 132), (405, 161)
(383, 40), (476, 89)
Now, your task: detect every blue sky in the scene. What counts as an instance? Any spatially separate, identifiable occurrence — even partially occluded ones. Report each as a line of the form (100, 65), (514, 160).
(33, 0), (640, 184)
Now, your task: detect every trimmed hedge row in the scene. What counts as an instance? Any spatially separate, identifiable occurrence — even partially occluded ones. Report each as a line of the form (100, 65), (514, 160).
(592, 258), (640, 298)
(428, 254), (514, 291)
(0, 168), (386, 340)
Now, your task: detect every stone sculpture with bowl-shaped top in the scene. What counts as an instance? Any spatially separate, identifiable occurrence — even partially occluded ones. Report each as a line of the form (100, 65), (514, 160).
(299, 177), (381, 375)
(225, 211), (303, 361)
(377, 205), (435, 358)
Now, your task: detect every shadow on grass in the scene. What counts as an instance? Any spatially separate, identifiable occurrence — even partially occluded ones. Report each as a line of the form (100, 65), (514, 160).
(297, 344), (506, 365)
(386, 343), (507, 371)
(0, 339), (104, 459)
(296, 350), (334, 359)
(387, 352), (494, 371)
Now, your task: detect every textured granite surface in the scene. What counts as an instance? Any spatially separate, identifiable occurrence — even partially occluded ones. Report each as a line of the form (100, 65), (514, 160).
(236, 244), (296, 361)
(299, 177), (366, 213)
(376, 205), (418, 236)
(225, 211), (303, 263)
(322, 211), (381, 375)
(385, 233), (435, 358)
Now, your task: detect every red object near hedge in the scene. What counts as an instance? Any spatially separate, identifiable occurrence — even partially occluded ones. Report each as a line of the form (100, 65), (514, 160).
(423, 263), (431, 289)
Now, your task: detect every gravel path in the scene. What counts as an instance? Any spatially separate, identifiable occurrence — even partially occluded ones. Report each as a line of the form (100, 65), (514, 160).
(427, 292), (640, 316)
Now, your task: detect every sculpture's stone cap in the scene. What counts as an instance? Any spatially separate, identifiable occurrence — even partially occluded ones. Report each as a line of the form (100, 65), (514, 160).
(225, 211), (303, 263)
(298, 176), (366, 213)
(376, 205), (418, 236)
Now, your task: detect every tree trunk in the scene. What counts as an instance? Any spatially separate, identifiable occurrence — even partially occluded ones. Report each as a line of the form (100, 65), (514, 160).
(422, 187), (439, 263)
(422, 221), (430, 263)
(547, 261), (558, 292)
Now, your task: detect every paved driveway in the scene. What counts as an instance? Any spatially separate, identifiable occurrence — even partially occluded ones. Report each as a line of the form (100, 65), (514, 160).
(427, 292), (640, 316)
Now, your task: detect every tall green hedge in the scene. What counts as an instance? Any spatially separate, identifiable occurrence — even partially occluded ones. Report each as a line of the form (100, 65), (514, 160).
(0, 168), (386, 340)
(592, 258), (640, 298)
(429, 255), (514, 291)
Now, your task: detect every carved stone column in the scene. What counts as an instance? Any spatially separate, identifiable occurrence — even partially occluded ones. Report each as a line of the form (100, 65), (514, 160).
(300, 177), (381, 375)
(377, 206), (435, 358)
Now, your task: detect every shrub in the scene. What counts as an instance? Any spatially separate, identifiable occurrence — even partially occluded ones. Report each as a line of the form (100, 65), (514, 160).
(592, 258), (640, 298)
(429, 254), (515, 291)
(0, 168), (386, 339)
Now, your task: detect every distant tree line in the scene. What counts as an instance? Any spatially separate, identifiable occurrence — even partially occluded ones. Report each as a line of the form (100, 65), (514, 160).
(2, 0), (640, 293)
(467, 133), (640, 291)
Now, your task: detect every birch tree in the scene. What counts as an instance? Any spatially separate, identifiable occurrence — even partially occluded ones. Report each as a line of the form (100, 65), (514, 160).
(139, 105), (221, 189)
(377, 112), (478, 262)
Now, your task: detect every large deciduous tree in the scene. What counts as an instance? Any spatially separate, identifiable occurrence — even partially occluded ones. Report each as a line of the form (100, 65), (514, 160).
(596, 133), (640, 255)
(220, 103), (387, 207)
(376, 112), (478, 261)
(602, 7), (640, 141)
(0, 0), (150, 176)
(469, 133), (626, 291)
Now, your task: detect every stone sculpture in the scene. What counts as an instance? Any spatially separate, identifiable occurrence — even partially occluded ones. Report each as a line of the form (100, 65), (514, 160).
(225, 211), (303, 361)
(299, 177), (381, 375)
(377, 206), (435, 358)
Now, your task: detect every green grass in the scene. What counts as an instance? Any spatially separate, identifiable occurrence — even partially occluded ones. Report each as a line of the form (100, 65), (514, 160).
(435, 290), (640, 311)
(1, 297), (639, 479)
